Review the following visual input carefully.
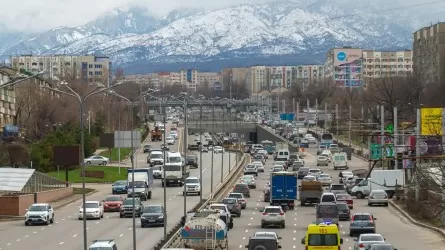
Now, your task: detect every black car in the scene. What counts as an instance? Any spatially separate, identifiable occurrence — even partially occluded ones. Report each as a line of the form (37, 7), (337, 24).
(245, 236), (282, 250)
(140, 205), (165, 227)
(161, 144), (169, 151)
(263, 187), (270, 202)
(297, 167), (310, 179)
(188, 144), (199, 150)
(186, 155), (198, 168)
(119, 198), (143, 218)
(336, 202), (350, 221)
(143, 145), (152, 153)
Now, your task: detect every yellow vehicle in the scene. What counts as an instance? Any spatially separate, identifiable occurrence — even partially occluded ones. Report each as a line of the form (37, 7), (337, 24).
(301, 223), (343, 250)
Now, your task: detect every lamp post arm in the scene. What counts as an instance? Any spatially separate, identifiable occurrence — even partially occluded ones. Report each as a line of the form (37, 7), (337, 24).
(45, 86), (81, 105)
(63, 85), (82, 100)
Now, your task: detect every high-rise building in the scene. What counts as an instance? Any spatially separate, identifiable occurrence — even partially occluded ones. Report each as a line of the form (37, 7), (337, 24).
(10, 55), (111, 85)
(325, 48), (364, 87)
(180, 69), (221, 91)
(221, 67), (249, 92)
(413, 22), (445, 85)
(362, 50), (413, 78)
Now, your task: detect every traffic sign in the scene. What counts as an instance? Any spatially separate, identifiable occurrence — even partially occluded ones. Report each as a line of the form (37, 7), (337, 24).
(280, 113), (295, 121)
(384, 143), (394, 158)
(385, 123), (394, 134)
(370, 143), (381, 160)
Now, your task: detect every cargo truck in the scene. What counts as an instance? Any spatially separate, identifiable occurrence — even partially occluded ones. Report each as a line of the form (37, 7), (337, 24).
(127, 168), (154, 200)
(299, 181), (323, 206)
(351, 170), (404, 199)
(151, 126), (162, 141)
(270, 171), (297, 210)
(180, 212), (229, 250)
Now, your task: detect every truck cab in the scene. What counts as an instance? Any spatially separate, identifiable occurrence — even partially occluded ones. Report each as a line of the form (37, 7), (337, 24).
(163, 152), (188, 187)
(332, 153), (348, 170)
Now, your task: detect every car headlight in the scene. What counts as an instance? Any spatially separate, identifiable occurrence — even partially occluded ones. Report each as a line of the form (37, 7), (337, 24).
(158, 215), (164, 219)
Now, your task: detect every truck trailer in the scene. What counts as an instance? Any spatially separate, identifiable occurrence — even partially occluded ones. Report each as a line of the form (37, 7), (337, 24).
(270, 171), (297, 210)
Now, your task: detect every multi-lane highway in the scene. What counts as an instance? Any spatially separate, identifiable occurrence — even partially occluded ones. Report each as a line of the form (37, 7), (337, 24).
(225, 145), (445, 250)
(0, 124), (239, 250)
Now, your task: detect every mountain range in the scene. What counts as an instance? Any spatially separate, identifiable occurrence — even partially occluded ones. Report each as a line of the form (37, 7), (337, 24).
(0, 0), (444, 73)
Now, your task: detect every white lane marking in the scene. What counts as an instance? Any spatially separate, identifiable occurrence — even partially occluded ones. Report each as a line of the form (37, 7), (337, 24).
(250, 217), (253, 220)
(254, 207), (257, 210)
(24, 235), (29, 238)
(106, 216), (110, 219)
(293, 246), (296, 248)
(256, 204), (259, 206)
(6, 243), (11, 246)
(86, 227), (89, 230)
(239, 245), (243, 248)
(119, 234), (124, 237)
(294, 218), (297, 220)
(242, 237), (246, 240)
(129, 227), (132, 230)
(68, 216), (71, 218)
(252, 212), (255, 215)
(33, 232), (37, 234)
(62, 218), (65, 221)
(349, 247), (352, 250)
(16, 239), (20, 242)
(40, 228), (45, 230)
(245, 230), (249, 233)
(59, 242), (64, 245)
(73, 234), (78, 238)
(95, 221), (100, 224)
(294, 224), (297, 227)
(346, 239), (349, 242)
(293, 238), (296, 240)
(49, 224), (52, 227)
(55, 222), (59, 224)
(257, 200), (261, 202)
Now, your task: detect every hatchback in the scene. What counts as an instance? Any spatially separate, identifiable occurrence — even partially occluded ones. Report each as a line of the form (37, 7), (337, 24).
(260, 206), (286, 228)
(233, 183), (250, 198)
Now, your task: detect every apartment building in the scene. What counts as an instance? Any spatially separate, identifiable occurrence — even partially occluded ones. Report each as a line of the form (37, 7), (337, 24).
(325, 48), (364, 87)
(123, 74), (151, 85)
(10, 55), (111, 85)
(413, 22), (445, 86)
(221, 67), (249, 91)
(362, 50), (413, 78)
(0, 66), (57, 135)
(180, 69), (221, 91)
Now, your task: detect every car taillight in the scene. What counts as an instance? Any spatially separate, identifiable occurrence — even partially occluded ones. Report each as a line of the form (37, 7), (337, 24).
(279, 212), (284, 215)
(359, 243), (364, 248)
(262, 212), (267, 215)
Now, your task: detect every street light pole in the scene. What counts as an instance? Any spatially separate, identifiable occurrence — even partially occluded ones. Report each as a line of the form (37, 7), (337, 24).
(46, 82), (122, 250)
(211, 103), (215, 198)
(199, 102), (203, 202)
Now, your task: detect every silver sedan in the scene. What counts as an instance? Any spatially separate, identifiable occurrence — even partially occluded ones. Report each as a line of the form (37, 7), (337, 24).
(368, 190), (389, 206)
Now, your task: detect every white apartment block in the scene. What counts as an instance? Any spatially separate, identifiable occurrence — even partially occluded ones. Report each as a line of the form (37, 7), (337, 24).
(362, 50), (413, 78)
(180, 70), (221, 91)
(0, 67), (17, 128)
(10, 55), (111, 85)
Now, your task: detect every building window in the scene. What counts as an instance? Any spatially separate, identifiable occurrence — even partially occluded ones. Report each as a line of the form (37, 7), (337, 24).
(95, 64), (102, 69)
(88, 64), (93, 69)
(95, 71), (102, 76)
(89, 72), (93, 76)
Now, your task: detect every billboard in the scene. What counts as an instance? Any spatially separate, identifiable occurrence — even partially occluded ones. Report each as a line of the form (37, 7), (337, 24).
(333, 49), (363, 87)
(420, 107), (443, 136)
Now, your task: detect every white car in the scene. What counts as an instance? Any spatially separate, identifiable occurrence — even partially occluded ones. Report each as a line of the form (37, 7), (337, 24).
(253, 162), (264, 172)
(165, 136), (175, 145)
(253, 231), (282, 244)
(318, 173), (332, 186)
(354, 233), (386, 250)
(260, 206), (285, 228)
(84, 155), (109, 165)
(308, 168), (322, 178)
(340, 171), (354, 183)
(213, 146), (225, 153)
(209, 203), (232, 221)
(308, 136), (317, 144)
(89, 239), (117, 250)
(257, 149), (269, 159)
(152, 165), (163, 179)
(170, 131), (178, 139)
(78, 201), (104, 220)
(184, 176), (201, 196)
(25, 203), (55, 226)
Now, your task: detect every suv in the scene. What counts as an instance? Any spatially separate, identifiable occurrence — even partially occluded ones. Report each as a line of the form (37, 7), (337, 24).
(184, 176), (201, 196)
(233, 183), (250, 198)
(143, 145), (152, 153)
(25, 203), (55, 226)
(185, 155), (198, 168)
(245, 236), (282, 250)
(119, 198), (143, 218)
(208, 203), (234, 228)
(260, 206), (285, 228)
(349, 212), (377, 236)
(89, 239), (117, 250)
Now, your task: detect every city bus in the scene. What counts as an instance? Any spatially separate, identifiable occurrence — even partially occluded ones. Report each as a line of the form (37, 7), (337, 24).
(320, 133), (334, 147)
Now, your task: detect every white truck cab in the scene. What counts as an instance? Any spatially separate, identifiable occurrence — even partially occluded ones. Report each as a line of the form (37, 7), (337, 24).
(332, 152), (348, 170)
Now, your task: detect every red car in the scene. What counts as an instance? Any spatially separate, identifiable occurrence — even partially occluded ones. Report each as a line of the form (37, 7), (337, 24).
(103, 195), (124, 212)
(336, 193), (353, 209)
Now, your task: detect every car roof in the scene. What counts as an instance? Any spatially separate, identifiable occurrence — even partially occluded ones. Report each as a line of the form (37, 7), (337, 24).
(186, 176), (199, 180)
(85, 201), (99, 204)
(322, 192), (335, 196)
(353, 212), (373, 216)
(265, 205), (281, 209)
(89, 240), (115, 247)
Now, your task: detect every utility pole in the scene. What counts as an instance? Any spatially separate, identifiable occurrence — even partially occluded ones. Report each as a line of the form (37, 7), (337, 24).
(348, 105), (352, 147)
(315, 98), (319, 129)
(324, 102), (327, 129)
(415, 108), (420, 201)
(335, 104), (339, 142)
(380, 105), (385, 169)
(393, 106), (398, 169)
(296, 101), (300, 121)
(292, 98), (295, 115)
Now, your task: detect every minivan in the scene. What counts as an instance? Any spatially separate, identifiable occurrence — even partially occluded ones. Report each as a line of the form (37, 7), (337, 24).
(275, 150), (290, 161)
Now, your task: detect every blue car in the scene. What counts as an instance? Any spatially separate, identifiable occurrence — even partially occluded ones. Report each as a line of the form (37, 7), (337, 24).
(112, 180), (127, 194)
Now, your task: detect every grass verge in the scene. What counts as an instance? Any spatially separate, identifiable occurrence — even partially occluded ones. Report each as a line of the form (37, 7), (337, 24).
(47, 166), (128, 183)
(73, 187), (95, 194)
(100, 148), (132, 161)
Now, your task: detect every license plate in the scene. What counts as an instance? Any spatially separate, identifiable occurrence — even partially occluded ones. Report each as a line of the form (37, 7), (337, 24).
(269, 214), (277, 216)
(32, 218), (38, 221)
(148, 220), (155, 222)
(168, 180), (174, 183)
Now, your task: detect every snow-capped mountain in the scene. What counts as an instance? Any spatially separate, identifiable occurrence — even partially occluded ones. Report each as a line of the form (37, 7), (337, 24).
(0, 0), (444, 72)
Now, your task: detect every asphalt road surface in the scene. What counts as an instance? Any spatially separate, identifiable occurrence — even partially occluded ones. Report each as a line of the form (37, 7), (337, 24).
(225, 145), (445, 250)
(0, 125), (239, 250)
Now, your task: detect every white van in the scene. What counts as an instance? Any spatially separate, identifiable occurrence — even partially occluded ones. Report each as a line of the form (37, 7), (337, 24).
(275, 150), (290, 161)
(163, 152), (186, 187)
(333, 153), (348, 170)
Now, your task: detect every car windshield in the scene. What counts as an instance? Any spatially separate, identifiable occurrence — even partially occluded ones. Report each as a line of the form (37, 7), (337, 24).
(254, 232), (276, 238)
(319, 174), (330, 178)
(128, 181), (145, 188)
(264, 208), (281, 213)
(151, 154), (162, 159)
(331, 185), (345, 190)
(186, 156), (196, 160)
(361, 235), (384, 242)
(29, 205), (47, 211)
(337, 203), (349, 210)
(114, 180), (126, 185)
(105, 196), (121, 201)
(308, 234), (338, 246)
(353, 215), (372, 221)
(319, 145), (327, 149)
(222, 198), (236, 204)
(229, 193), (243, 198)
(169, 157), (182, 163)
(234, 184), (247, 188)
(370, 245), (394, 250)
(83, 203), (99, 208)
(289, 155), (298, 159)
(336, 194), (350, 199)
(186, 178), (199, 183)
(123, 199), (138, 205)
(210, 205), (226, 211)
(143, 206), (162, 213)
(310, 169), (320, 173)
(164, 165), (181, 171)
(153, 166), (162, 170)
(372, 191), (387, 197)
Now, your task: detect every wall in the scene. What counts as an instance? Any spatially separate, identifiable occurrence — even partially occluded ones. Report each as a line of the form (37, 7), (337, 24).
(0, 187), (73, 216)
(256, 125), (298, 152)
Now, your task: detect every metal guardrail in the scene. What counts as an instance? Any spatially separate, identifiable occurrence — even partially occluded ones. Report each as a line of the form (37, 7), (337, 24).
(155, 151), (249, 249)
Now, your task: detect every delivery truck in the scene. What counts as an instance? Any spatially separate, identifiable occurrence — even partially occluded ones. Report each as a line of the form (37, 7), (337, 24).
(151, 126), (162, 141)
(127, 168), (154, 200)
(299, 180), (323, 206)
(270, 171), (297, 210)
(351, 170), (404, 199)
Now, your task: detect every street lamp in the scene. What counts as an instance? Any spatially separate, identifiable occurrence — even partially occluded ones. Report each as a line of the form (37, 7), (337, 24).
(107, 89), (156, 250)
(190, 96), (205, 202)
(145, 94), (171, 240)
(45, 80), (124, 250)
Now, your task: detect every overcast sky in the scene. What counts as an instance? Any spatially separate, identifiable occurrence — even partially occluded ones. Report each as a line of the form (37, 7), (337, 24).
(0, 0), (276, 32)
(0, 0), (437, 32)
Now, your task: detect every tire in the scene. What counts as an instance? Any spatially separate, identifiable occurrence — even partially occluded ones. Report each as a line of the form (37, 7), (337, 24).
(45, 216), (49, 225)
(120, 214), (123, 218)
(86, 161), (91, 165)
(384, 203), (388, 207)
(50, 215), (54, 224)
(282, 222), (285, 228)
(25, 222), (29, 226)
(356, 192), (364, 199)
(349, 232), (354, 237)
(368, 203), (372, 206)
(260, 222), (265, 228)
(148, 192), (152, 199)
(101, 213), (104, 218)
(78, 217), (82, 220)
(102, 161), (107, 165)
